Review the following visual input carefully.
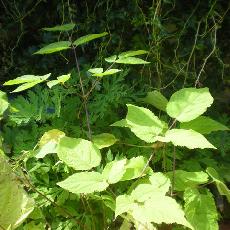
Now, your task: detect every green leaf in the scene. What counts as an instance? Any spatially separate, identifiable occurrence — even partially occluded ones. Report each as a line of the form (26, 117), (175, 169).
(180, 116), (229, 134)
(105, 55), (117, 63)
(125, 104), (167, 142)
(0, 90), (9, 118)
(206, 167), (230, 202)
(3, 74), (51, 85)
(118, 50), (148, 58)
(149, 173), (171, 194)
(57, 172), (109, 194)
(163, 129), (216, 149)
(131, 173), (170, 202)
(42, 23), (75, 32)
(11, 81), (41, 93)
(0, 156), (34, 229)
(115, 56), (150, 65)
(47, 74), (71, 88)
(36, 129), (65, 158)
(92, 69), (121, 77)
(92, 133), (118, 149)
(73, 32), (108, 46)
(132, 195), (193, 229)
(184, 188), (218, 230)
(111, 119), (130, 128)
(166, 88), (213, 122)
(88, 68), (103, 74)
(166, 170), (209, 191)
(141, 91), (168, 111)
(115, 195), (136, 218)
(102, 159), (127, 184)
(57, 136), (101, 170)
(121, 156), (151, 181)
(34, 41), (71, 54)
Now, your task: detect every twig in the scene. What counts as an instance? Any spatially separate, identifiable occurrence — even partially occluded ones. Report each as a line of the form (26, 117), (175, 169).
(195, 18), (217, 87)
(72, 46), (92, 140)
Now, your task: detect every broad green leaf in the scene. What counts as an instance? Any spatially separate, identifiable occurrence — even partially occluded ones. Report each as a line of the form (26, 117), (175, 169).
(57, 172), (109, 194)
(57, 136), (101, 170)
(105, 55), (117, 63)
(115, 57), (150, 65)
(12, 81), (43, 93)
(88, 68), (103, 74)
(0, 90), (9, 118)
(102, 159), (127, 184)
(141, 91), (168, 111)
(125, 104), (167, 142)
(121, 156), (151, 181)
(115, 195), (136, 218)
(131, 184), (160, 202)
(166, 170), (209, 191)
(132, 195), (193, 229)
(36, 129), (65, 158)
(3, 73), (51, 85)
(111, 119), (130, 128)
(92, 69), (121, 77)
(149, 173), (171, 194)
(73, 32), (108, 46)
(131, 173), (170, 202)
(164, 129), (216, 149)
(166, 88), (213, 122)
(43, 23), (75, 32)
(184, 188), (218, 230)
(180, 116), (229, 134)
(92, 133), (118, 149)
(0, 156), (34, 229)
(206, 167), (230, 202)
(118, 50), (148, 58)
(47, 74), (71, 88)
(34, 41), (71, 54)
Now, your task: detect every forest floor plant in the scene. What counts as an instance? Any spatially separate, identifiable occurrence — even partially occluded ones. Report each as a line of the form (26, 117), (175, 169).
(0, 23), (230, 230)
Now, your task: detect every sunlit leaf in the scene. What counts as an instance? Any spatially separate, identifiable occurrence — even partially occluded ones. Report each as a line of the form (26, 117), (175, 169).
(36, 129), (65, 158)
(184, 188), (218, 230)
(206, 167), (230, 202)
(141, 91), (168, 111)
(180, 116), (229, 134)
(166, 88), (213, 122)
(57, 136), (101, 170)
(0, 90), (9, 118)
(118, 50), (148, 58)
(125, 104), (167, 142)
(92, 69), (121, 77)
(34, 41), (71, 54)
(73, 32), (108, 46)
(57, 172), (109, 194)
(0, 156), (34, 229)
(115, 57), (150, 65)
(167, 170), (209, 191)
(115, 195), (136, 218)
(47, 74), (71, 88)
(163, 129), (216, 149)
(102, 159), (127, 184)
(43, 23), (75, 32)
(3, 74), (51, 85)
(92, 133), (118, 149)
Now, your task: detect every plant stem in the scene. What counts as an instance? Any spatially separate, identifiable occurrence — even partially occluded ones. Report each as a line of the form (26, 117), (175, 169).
(72, 46), (92, 140)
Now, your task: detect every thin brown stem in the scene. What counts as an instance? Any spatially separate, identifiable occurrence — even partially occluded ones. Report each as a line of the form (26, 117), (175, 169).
(72, 46), (92, 140)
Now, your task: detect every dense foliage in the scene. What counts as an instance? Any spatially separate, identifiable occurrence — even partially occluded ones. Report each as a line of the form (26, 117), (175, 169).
(0, 1), (230, 229)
